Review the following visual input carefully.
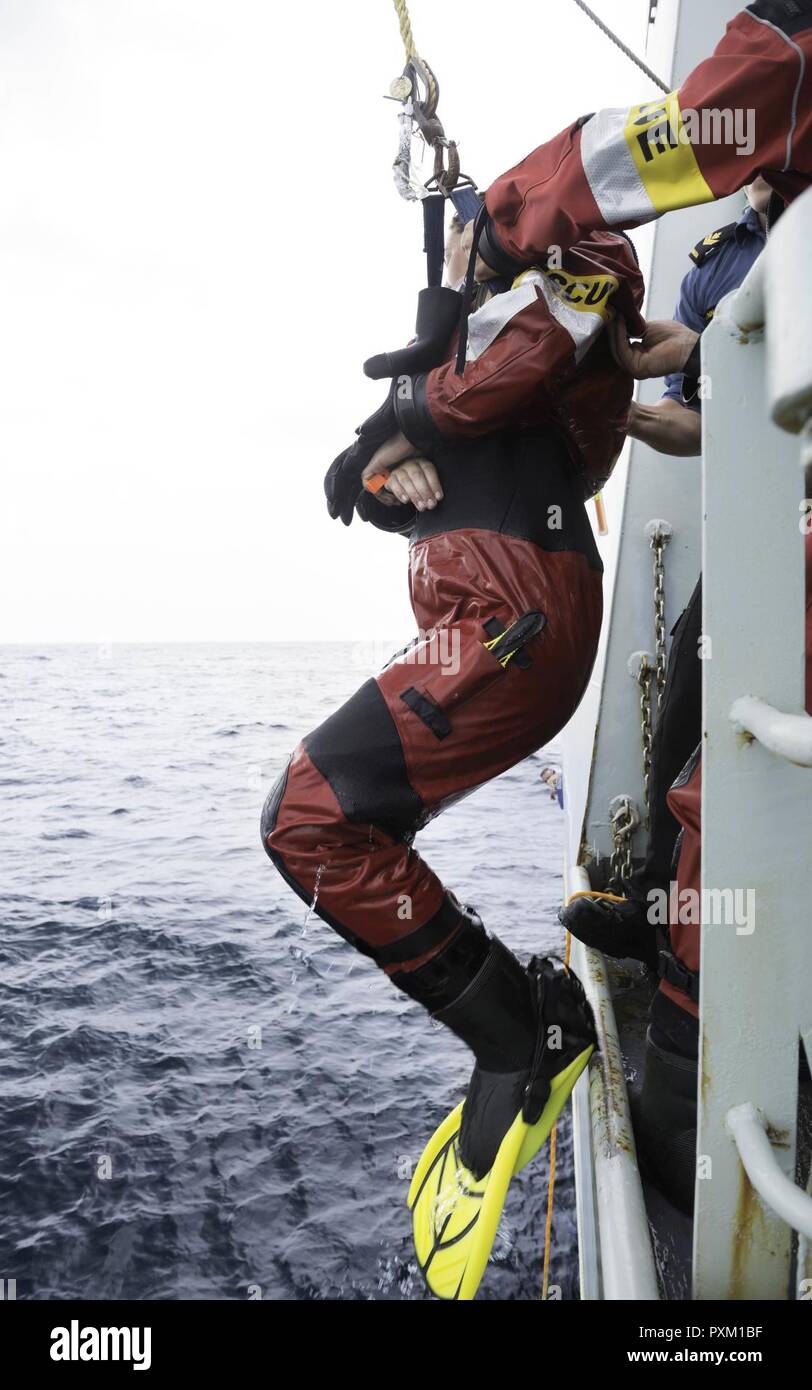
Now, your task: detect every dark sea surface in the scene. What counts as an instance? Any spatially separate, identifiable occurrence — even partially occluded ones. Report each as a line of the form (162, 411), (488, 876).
(0, 643), (576, 1301)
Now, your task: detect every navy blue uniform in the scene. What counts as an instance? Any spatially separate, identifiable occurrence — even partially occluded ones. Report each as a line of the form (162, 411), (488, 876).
(662, 205), (766, 412)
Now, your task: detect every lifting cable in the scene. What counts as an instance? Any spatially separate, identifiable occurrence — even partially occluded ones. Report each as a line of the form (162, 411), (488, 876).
(571, 0), (670, 94)
(388, 0), (466, 201)
(386, 0), (480, 286)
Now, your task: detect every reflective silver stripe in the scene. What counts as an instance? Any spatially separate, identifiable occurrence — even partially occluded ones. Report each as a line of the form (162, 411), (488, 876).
(535, 276), (606, 364)
(580, 106), (657, 226)
(465, 281), (540, 362)
(466, 271), (606, 366)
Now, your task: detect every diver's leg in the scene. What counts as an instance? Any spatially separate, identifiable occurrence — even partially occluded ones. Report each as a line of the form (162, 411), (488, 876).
(262, 675), (469, 973)
(263, 532), (601, 1175)
(264, 534), (602, 964)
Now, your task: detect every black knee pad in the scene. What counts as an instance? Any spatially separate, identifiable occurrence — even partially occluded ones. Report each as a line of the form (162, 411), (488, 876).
(304, 678), (426, 839)
(260, 758), (290, 857)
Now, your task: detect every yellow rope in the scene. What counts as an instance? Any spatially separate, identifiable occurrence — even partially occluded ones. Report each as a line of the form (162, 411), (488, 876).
(392, 0), (417, 59)
(541, 928), (573, 1300)
(566, 887), (628, 905)
(390, 0), (438, 112)
(541, 1123), (558, 1300)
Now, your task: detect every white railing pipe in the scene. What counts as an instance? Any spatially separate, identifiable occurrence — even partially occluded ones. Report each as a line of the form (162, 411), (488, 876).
(726, 1103), (812, 1240)
(566, 865), (660, 1300)
(730, 695), (812, 767)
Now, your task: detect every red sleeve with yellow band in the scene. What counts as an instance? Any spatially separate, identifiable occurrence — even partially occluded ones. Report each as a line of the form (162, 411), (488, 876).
(481, 2), (812, 275)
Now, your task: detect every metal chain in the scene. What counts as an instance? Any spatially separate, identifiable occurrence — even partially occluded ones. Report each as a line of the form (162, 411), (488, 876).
(636, 527), (671, 807)
(610, 796), (635, 884)
(651, 532), (668, 709)
(637, 653), (655, 810)
(570, 0), (670, 94)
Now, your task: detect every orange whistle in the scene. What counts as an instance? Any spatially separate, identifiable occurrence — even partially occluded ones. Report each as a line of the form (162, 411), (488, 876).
(594, 492), (608, 536)
(363, 473), (389, 494)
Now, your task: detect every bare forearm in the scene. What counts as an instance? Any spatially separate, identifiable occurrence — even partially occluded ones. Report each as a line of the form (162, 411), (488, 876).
(627, 399), (701, 458)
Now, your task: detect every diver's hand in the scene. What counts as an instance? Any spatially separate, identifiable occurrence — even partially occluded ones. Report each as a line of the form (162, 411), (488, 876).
(325, 444), (364, 525)
(381, 458), (443, 511)
(325, 390), (399, 526)
(609, 316), (699, 380)
(364, 431), (416, 475)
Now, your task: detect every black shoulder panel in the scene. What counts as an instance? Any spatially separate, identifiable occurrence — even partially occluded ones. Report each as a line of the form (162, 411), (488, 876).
(689, 222), (738, 265)
(747, 1), (812, 37)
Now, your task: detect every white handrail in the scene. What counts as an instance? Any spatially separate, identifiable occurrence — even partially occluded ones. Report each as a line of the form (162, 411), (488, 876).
(695, 182), (812, 1297)
(730, 695), (812, 767)
(725, 253), (766, 334)
(566, 865), (660, 1300)
(718, 184), (812, 433)
(726, 1103), (812, 1240)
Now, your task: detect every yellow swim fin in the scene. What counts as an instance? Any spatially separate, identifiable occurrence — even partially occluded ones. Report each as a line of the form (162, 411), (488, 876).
(408, 1044), (593, 1301)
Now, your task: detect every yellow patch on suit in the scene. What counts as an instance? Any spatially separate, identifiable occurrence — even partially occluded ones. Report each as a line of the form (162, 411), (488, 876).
(624, 92), (715, 214)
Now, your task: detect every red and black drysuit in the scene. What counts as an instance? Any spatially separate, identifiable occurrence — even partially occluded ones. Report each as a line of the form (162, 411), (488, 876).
(263, 233), (644, 994)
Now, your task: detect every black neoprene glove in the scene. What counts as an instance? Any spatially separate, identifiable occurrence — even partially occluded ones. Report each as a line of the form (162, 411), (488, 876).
(324, 387), (397, 527)
(326, 287), (461, 526)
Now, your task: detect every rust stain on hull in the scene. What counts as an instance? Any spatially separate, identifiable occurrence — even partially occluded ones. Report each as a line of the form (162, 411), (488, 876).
(701, 1029), (711, 1111)
(730, 1162), (762, 1300)
(729, 1160), (787, 1298)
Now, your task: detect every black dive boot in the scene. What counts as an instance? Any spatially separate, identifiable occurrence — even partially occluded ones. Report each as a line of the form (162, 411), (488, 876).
(393, 920), (597, 1180)
(559, 890), (660, 970)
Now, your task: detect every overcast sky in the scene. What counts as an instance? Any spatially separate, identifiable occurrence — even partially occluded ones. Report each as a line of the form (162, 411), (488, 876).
(2, 0), (663, 642)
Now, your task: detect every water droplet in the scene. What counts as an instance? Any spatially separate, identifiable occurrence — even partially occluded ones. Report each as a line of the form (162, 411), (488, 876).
(301, 862), (325, 937)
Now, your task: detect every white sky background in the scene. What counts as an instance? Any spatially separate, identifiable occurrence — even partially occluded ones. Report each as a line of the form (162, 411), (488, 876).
(1, 0), (658, 642)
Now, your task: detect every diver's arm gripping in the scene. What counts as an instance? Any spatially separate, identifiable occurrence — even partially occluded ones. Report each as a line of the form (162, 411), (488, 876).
(393, 373), (444, 454)
(396, 270), (623, 441)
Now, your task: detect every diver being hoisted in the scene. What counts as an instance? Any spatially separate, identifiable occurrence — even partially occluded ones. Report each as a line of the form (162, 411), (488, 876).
(261, 58), (647, 1295)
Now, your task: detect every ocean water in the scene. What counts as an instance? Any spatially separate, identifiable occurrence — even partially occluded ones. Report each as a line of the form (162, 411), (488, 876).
(0, 642), (576, 1301)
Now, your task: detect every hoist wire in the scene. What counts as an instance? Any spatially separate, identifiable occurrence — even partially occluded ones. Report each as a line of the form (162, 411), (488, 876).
(571, 0), (670, 94)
